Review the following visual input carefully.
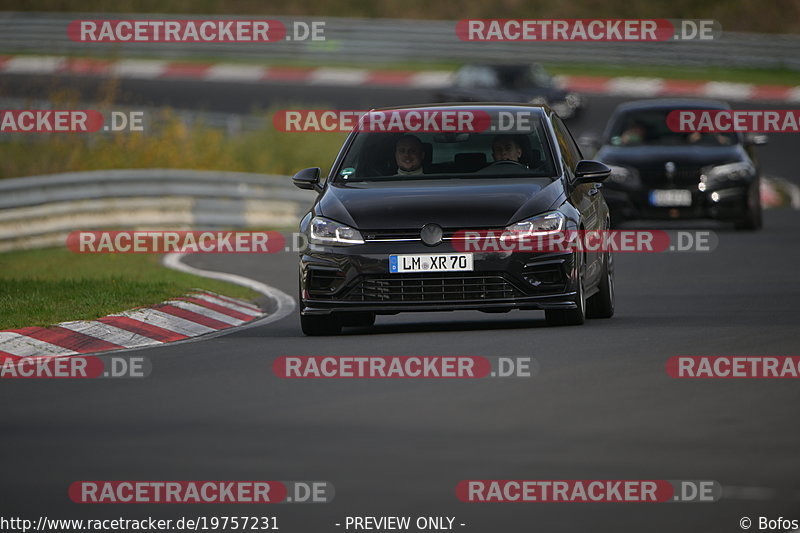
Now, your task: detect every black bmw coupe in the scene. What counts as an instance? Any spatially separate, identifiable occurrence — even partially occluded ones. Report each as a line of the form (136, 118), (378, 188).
(292, 104), (613, 335)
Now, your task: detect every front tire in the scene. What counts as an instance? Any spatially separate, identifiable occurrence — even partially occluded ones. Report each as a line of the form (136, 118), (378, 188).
(586, 250), (615, 319)
(300, 314), (342, 336)
(735, 182), (763, 231)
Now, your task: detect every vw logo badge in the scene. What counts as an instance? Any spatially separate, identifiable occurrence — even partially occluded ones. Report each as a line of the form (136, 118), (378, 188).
(420, 224), (443, 246)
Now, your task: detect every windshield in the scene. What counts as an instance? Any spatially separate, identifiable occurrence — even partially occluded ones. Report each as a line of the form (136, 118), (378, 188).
(608, 109), (739, 147)
(333, 119), (557, 183)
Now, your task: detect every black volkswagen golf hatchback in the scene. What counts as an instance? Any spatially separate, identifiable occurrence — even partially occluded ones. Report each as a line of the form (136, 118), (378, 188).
(292, 104), (613, 335)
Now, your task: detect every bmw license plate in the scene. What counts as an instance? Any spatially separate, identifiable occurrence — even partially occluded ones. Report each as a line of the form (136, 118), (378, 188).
(650, 189), (692, 207)
(389, 253), (473, 273)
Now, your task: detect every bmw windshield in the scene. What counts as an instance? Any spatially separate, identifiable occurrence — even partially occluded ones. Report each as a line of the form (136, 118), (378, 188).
(607, 109), (739, 147)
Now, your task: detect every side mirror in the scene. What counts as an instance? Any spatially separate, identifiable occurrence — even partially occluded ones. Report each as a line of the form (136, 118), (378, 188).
(292, 167), (321, 191)
(573, 160), (611, 184)
(745, 133), (768, 146)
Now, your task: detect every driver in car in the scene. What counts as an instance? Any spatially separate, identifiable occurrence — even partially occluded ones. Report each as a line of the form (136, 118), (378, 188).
(395, 135), (426, 175)
(491, 135), (523, 162)
(620, 120), (647, 145)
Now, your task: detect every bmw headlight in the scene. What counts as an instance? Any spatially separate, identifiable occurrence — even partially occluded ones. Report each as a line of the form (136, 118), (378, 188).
(701, 161), (755, 186)
(604, 165), (641, 187)
(309, 216), (364, 245)
(504, 211), (565, 238)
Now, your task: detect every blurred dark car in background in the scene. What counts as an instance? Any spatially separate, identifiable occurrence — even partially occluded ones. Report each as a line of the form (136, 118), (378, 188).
(435, 64), (584, 119)
(593, 99), (766, 230)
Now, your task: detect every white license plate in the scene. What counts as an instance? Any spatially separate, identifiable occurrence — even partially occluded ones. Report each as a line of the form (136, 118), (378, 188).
(389, 253), (473, 273)
(650, 189), (692, 207)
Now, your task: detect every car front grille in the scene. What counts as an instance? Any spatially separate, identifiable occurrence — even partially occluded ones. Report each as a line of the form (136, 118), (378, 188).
(361, 228), (472, 242)
(639, 166), (702, 186)
(342, 273), (525, 302)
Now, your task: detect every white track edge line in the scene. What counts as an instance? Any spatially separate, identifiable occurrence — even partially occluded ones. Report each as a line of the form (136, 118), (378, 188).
(82, 253), (295, 356)
(3, 254), (296, 360)
(162, 252), (296, 331)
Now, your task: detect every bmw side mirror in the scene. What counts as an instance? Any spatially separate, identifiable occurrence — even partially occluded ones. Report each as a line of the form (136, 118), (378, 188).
(292, 167), (321, 191)
(573, 160), (611, 184)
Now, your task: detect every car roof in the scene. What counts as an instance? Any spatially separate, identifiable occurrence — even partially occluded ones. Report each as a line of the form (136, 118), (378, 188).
(370, 103), (552, 115)
(613, 98), (732, 113)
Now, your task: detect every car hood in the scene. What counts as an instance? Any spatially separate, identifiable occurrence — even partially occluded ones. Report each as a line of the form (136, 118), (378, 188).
(596, 145), (745, 169)
(317, 178), (564, 230)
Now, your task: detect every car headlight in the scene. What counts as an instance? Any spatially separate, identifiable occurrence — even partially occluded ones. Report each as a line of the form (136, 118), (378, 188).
(504, 211), (565, 238)
(701, 161), (755, 186)
(604, 165), (641, 187)
(309, 216), (364, 245)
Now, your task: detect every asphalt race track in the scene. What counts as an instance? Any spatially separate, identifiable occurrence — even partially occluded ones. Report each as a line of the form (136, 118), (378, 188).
(1, 75), (799, 532)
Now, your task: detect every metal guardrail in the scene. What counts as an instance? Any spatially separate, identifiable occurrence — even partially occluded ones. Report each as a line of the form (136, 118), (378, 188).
(0, 12), (799, 70)
(0, 168), (796, 252)
(0, 169), (314, 251)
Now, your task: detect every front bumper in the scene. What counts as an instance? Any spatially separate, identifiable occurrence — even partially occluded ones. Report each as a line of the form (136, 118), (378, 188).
(602, 183), (751, 222)
(299, 241), (578, 316)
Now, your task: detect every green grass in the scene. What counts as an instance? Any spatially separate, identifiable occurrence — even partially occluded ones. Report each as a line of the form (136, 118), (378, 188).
(0, 109), (349, 179)
(0, 248), (260, 329)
